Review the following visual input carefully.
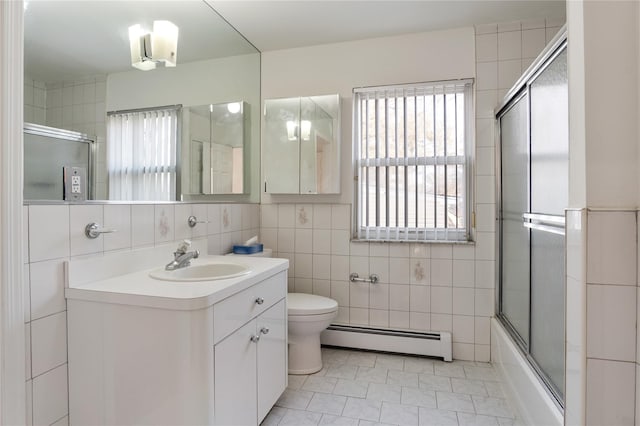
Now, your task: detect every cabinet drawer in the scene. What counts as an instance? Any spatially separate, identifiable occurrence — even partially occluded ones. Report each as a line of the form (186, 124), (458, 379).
(213, 271), (286, 344)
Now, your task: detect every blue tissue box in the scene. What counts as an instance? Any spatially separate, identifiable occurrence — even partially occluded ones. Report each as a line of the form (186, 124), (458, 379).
(232, 243), (264, 255)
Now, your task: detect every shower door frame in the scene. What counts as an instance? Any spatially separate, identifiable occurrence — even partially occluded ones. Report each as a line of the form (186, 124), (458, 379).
(494, 29), (568, 411)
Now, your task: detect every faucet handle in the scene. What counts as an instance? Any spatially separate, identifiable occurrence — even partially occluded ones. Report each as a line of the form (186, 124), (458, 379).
(176, 239), (192, 254)
(188, 215), (209, 228)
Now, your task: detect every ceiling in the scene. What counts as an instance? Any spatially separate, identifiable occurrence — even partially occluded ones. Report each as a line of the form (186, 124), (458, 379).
(24, 1), (257, 83)
(211, 0), (567, 52)
(24, 0), (566, 83)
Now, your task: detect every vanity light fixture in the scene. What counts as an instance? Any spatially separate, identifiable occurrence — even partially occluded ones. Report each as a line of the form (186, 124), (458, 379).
(129, 20), (179, 71)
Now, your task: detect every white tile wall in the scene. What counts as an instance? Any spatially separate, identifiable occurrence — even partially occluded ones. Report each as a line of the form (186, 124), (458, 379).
(581, 210), (640, 425)
(28, 205), (70, 263)
(586, 211), (637, 286)
(24, 78), (46, 125)
(263, 203), (492, 361)
(29, 259), (66, 320)
(31, 311), (67, 377)
(586, 358), (636, 425)
(23, 202), (259, 423)
(104, 204), (132, 251)
(32, 364), (68, 426)
(587, 284), (637, 362)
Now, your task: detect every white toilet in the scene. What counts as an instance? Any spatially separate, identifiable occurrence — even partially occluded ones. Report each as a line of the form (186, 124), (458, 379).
(287, 293), (338, 374)
(228, 249), (338, 374)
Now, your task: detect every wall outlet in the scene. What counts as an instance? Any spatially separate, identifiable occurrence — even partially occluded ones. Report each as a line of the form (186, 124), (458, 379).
(63, 166), (87, 201)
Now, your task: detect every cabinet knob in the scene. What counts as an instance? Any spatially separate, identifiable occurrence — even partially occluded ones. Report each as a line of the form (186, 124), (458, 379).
(255, 297), (265, 305)
(260, 327), (270, 335)
(250, 335), (260, 343)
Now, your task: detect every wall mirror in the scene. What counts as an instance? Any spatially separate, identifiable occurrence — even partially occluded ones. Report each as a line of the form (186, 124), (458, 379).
(264, 94), (341, 194)
(23, 0), (260, 202)
(183, 101), (248, 195)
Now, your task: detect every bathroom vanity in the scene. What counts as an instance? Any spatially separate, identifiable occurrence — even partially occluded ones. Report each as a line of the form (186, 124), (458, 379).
(65, 248), (288, 425)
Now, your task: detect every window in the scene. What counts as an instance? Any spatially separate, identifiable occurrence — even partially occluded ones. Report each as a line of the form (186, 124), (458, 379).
(107, 106), (179, 201)
(354, 80), (473, 242)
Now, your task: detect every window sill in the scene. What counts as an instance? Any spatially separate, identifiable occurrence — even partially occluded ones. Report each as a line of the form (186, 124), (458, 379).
(350, 238), (475, 246)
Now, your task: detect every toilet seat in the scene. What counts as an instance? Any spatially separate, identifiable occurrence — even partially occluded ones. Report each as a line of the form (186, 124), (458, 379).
(287, 293), (338, 316)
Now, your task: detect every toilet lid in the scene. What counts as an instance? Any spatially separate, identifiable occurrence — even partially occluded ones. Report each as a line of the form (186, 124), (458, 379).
(288, 293), (338, 315)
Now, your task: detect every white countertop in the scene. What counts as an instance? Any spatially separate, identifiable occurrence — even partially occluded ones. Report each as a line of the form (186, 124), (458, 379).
(65, 254), (289, 311)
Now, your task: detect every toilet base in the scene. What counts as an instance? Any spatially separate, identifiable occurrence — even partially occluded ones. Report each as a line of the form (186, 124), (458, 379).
(288, 333), (323, 375)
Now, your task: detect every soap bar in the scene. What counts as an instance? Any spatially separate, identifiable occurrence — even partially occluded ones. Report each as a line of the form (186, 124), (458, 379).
(232, 243), (264, 254)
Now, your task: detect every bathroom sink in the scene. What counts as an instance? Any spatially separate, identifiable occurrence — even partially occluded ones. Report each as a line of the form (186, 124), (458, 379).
(149, 262), (251, 282)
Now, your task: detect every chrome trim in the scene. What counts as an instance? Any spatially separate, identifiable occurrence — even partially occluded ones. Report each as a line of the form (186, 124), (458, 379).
(353, 78), (474, 93)
(523, 222), (565, 236)
(495, 29), (568, 410)
(349, 272), (379, 284)
(523, 213), (565, 226)
(107, 104), (182, 116)
(495, 25), (567, 115)
(84, 222), (117, 239)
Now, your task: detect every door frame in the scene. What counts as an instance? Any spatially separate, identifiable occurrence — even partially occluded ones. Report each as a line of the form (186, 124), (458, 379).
(0, 0), (26, 424)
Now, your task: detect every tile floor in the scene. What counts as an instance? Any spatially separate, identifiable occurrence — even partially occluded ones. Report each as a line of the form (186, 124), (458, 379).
(262, 347), (522, 426)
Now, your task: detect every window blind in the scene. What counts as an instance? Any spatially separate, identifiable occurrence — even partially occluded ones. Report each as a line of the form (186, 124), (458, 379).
(107, 106), (179, 201)
(354, 80), (473, 242)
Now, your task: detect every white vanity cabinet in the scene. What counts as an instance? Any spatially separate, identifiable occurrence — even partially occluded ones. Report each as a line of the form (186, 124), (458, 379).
(214, 300), (287, 425)
(66, 255), (288, 426)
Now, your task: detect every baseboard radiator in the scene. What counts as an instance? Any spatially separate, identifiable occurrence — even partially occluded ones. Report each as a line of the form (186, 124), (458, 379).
(320, 325), (452, 362)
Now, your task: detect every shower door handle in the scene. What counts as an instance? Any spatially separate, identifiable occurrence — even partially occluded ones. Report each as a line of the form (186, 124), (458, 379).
(522, 213), (565, 236)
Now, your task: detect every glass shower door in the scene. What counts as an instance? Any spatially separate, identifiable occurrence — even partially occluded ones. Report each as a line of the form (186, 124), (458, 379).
(499, 94), (530, 346)
(498, 43), (567, 405)
(528, 48), (568, 399)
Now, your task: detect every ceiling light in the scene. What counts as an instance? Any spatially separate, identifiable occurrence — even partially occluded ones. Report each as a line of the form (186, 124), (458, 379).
(129, 20), (179, 71)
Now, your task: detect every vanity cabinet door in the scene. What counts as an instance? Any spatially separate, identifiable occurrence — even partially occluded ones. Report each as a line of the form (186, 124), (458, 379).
(214, 319), (258, 425)
(257, 299), (287, 423)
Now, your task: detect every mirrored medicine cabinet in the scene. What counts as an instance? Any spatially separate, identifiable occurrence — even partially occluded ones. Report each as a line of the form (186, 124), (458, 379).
(184, 101), (248, 195)
(264, 94), (341, 194)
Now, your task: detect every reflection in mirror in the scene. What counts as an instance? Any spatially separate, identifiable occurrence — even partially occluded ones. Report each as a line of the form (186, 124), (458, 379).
(184, 102), (247, 195)
(264, 95), (340, 194)
(24, 124), (94, 201)
(23, 0), (260, 202)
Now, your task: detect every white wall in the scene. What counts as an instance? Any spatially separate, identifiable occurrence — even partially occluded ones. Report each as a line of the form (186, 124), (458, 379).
(565, 1), (640, 425)
(260, 23), (559, 362)
(262, 27), (475, 205)
(107, 54), (261, 203)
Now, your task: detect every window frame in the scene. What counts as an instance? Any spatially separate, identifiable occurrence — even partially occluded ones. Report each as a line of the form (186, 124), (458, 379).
(352, 79), (474, 243)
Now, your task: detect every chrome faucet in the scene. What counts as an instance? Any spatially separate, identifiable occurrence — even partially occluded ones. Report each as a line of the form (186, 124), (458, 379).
(165, 240), (200, 271)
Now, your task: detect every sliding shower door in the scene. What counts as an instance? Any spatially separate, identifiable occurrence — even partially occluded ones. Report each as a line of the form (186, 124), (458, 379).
(528, 48), (568, 401)
(498, 41), (567, 406)
(499, 94), (530, 346)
